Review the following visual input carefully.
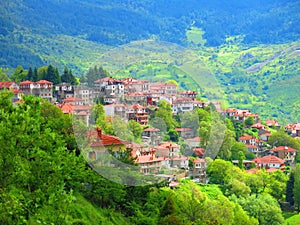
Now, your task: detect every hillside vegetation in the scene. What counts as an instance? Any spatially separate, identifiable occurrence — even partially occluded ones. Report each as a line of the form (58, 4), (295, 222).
(0, 0), (299, 123)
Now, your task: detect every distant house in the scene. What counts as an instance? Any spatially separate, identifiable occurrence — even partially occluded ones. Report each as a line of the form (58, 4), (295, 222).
(185, 136), (201, 148)
(54, 83), (74, 103)
(172, 97), (194, 114)
(193, 147), (205, 157)
(192, 158), (207, 183)
(285, 123), (300, 137)
(126, 104), (148, 126)
(74, 85), (94, 105)
(94, 77), (124, 104)
(104, 104), (126, 119)
(142, 127), (161, 146)
(155, 142), (180, 159)
(270, 146), (296, 165)
(175, 128), (194, 139)
(238, 135), (256, 145)
(251, 123), (265, 131)
(136, 155), (167, 174)
(171, 156), (189, 169)
(122, 78), (150, 93)
(87, 128), (127, 160)
(179, 91), (197, 99)
(19, 80), (53, 100)
(252, 155), (285, 170)
(149, 82), (177, 96)
(0, 81), (19, 90)
(265, 120), (281, 129)
(259, 130), (272, 141)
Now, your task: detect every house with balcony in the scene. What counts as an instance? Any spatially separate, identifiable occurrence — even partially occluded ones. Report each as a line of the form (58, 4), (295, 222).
(126, 104), (148, 126)
(270, 146), (297, 165)
(142, 127), (161, 146)
(94, 77), (124, 104)
(54, 83), (74, 103)
(172, 98), (194, 114)
(19, 80), (53, 100)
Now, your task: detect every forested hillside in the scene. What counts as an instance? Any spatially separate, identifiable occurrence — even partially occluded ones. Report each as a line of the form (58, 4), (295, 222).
(0, 0), (299, 121)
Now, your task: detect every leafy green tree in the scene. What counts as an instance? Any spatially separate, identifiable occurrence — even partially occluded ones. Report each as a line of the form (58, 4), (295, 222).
(207, 159), (244, 185)
(10, 65), (27, 82)
(217, 129), (235, 160)
(0, 68), (10, 81)
(245, 116), (254, 126)
(237, 194), (284, 225)
(128, 120), (143, 142)
(154, 100), (177, 131)
(230, 142), (253, 160)
(237, 151), (246, 169)
(268, 130), (300, 150)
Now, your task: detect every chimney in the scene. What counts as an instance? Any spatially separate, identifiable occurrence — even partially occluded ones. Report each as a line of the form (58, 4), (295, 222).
(96, 127), (102, 138)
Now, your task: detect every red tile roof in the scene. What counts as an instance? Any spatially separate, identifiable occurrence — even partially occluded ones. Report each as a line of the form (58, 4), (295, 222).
(62, 97), (84, 103)
(136, 155), (165, 163)
(251, 123), (265, 129)
(186, 136), (201, 142)
(175, 128), (192, 132)
(193, 148), (205, 156)
(143, 127), (160, 132)
(238, 135), (255, 141)
(88, 128), (126, 146)
(193, 158), (206, 163)
(252, 155), (285, 164)
(272, 146), (296, 152)
(172, 156), (189, 161)
(0, 82), (14, 89)
(265, 120), (280, 127)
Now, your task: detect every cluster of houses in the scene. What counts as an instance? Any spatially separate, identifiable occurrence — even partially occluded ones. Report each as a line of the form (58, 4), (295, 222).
(0, 78), (299, 182)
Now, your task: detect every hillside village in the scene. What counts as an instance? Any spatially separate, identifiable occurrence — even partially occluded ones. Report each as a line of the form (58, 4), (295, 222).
(0, 78), (299, 184)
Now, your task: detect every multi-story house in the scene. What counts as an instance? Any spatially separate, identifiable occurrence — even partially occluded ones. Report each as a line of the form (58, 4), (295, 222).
(172, 97), (194, 114)
(122, 78), (150, 93)
(252, 155), (285, 170)
(74, 85), (94, 105)
(19, 80), (53, 100)
(104, 104), (126, 118)
(94, 77), (124, 104)
(126, 104), (148, 126)
(87, 128), (127, 160)
(270, 146), (297, 165)
(54, 82), (74, 103)
(192, 158), (207, 183)
(149, 82), (177, 95)
(265, 120), (281, 129)
(179, 91), (197, 99)
(285, 123), (300, 137)
(142, 127), (161, 146)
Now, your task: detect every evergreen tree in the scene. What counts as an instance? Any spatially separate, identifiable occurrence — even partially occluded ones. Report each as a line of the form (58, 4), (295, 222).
(33, 67), (38, 81)
(26, 67), (33, 81)
(286, 171), (294, 206)
(45, 65), (61, 84)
